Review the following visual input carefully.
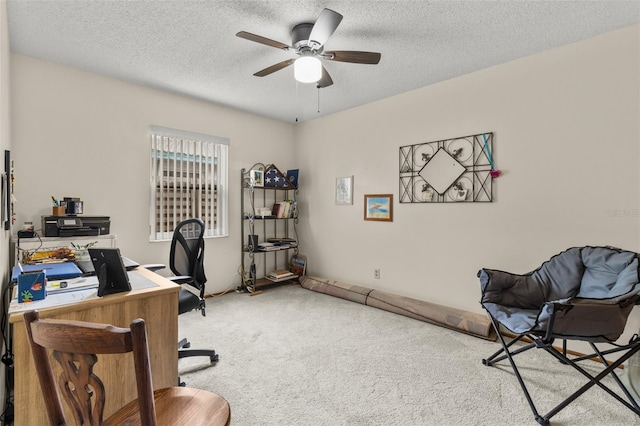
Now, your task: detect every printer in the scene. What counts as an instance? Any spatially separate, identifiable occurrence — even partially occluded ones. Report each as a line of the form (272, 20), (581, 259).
(42, 215), (110, 237)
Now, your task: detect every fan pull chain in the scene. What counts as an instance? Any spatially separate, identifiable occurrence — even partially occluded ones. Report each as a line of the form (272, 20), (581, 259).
(317, 87), (320, 114)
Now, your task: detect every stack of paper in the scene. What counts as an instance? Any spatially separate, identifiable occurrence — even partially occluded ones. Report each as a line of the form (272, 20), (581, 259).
(267, 269), (295, 281)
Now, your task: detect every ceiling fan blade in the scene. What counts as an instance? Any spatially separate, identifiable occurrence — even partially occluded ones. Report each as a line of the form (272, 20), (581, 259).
(325, 51), (381, 64)
(236, 31), (290, 50)
(308, 8), (343, 48)
(253, 58), (295, 77)
(316, 66), (333, 88)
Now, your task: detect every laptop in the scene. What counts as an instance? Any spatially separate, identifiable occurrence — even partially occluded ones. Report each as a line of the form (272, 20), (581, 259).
(76, 255), (139, 275)
(11, 262), (82, 283)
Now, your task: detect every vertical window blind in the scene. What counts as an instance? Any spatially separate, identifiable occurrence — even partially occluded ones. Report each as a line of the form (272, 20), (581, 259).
(150, 126), (228, 241)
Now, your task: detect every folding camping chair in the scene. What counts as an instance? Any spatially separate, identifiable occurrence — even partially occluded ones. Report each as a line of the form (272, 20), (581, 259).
(478, 246), (640, 424)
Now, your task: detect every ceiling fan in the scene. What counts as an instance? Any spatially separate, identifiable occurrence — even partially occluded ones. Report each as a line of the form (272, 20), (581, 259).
(236, 8), (381, 88)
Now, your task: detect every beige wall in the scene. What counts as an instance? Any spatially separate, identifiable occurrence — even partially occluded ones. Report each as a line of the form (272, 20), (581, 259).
(8, 22), (640, 344)
(294, 24), (640, 340)
(10, 54), (296, 291)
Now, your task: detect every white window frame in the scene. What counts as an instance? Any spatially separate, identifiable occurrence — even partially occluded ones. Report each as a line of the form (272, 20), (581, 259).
(149, 126), (228, 241)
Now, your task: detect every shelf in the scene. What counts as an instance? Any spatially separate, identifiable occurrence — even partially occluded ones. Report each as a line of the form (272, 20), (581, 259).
(241, 164), (300, 294)
(244, 246), (297, 253)
(243, 216), (296, 220)
(254, 277), (298, 288)
(265, 274), (298, 283)
(256, 247), (296, 252)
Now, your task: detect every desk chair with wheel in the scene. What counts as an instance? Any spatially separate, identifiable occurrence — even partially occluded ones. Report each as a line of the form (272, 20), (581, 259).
(146, 218), (219, 370)
(24, 309), (231, 425)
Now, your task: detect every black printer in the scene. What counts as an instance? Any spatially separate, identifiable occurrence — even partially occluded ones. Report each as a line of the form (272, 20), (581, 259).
(41, 215), (111, 237)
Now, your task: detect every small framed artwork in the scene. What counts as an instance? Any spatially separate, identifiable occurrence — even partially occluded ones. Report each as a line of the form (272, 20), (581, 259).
(335, 176), (353, 205)
(250, 169), (264, 187)
(364, 194), (393, 222)
(286, 169), (299, 188)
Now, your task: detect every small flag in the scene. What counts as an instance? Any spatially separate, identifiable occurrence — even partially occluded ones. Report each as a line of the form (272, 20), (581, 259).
(264, 165), (294, 188)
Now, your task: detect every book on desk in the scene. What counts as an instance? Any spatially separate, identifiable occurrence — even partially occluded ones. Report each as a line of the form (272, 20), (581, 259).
(11, 254), (139, 283)
(11, 262), (83, 283)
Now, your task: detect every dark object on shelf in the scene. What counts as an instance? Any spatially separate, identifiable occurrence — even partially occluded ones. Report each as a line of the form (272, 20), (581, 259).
(23, 310), (230, 425)
(247, 234), (259, 251)
(63, 197), (83, 215)
(286, 169), (299, 188)
(479, 246), (640, 424)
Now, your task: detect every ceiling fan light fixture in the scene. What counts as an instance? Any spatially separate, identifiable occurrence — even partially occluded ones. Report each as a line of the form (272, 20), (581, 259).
(294, 56), (322, 83)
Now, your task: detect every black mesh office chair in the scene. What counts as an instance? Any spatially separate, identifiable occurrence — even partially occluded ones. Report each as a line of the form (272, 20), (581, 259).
(171, 218), (218, 363)
(147, 218), (218, 379)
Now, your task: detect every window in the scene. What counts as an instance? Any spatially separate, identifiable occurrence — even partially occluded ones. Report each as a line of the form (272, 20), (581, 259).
(149, 126), (228, 241)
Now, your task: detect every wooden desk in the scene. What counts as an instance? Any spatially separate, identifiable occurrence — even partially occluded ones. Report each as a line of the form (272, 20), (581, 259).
(9, 267), (180, 426)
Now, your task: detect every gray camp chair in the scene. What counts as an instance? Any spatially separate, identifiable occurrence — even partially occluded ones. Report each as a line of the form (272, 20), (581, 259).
(478, 246), (640, 425)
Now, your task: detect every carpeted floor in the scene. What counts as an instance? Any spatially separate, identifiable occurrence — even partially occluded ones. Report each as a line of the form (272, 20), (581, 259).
(177, 284), (640, 425)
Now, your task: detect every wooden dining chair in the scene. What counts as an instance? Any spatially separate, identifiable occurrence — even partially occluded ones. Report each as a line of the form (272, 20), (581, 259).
(24, 310), (231, 426)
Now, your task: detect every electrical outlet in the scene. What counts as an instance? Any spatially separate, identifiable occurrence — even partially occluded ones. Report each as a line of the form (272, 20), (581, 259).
(374, 269), (380, 279)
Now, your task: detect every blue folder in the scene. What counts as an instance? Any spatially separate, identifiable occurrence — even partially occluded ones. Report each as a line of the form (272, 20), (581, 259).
(11, 262), (83, 283)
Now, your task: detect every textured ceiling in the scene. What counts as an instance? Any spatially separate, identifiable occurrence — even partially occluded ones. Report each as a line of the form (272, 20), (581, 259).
(6, 1), (640, 124)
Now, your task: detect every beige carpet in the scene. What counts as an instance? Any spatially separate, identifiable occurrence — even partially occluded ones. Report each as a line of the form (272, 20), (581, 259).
(178, 284), (640, 425)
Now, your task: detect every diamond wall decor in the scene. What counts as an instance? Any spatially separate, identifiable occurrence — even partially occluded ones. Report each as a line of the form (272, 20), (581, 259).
(399, 132), (494, 203)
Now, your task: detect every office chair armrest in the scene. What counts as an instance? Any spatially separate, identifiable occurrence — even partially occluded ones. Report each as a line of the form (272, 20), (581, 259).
(167, 275), (196, 284)
(168, 276), (205, 298)
(139, 263), (166, 272)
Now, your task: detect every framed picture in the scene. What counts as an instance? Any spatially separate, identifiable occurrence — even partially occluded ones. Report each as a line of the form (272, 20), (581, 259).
(250, 169), (264, 187)
(286, 169), (299, 188)
(335, 176), (353, 205)
(364, 194), (393, 222)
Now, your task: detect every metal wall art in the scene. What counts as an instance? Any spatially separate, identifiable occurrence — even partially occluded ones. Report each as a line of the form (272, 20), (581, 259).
(399, 132), (496, 203)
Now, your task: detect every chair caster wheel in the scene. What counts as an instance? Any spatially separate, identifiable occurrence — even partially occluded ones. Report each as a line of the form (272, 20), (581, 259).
(183, 342), (191, 349)
(482, 359), (489, 366)
(210, 354), (219, 363)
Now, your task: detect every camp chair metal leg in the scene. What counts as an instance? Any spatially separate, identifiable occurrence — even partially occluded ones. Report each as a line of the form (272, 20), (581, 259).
(539, 339), (640, 420)
(482, 316), (548, 424)
(589, 342), (640, 412)
(481, 315), (640, 424)
(482, 330), (536, 366)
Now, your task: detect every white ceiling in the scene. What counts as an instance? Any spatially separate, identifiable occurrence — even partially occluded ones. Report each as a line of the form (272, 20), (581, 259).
(6, 1), (640, 124)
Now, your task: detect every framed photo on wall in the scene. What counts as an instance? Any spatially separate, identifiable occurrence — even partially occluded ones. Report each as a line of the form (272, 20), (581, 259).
(335, 176), (353, 205)
(364, 194), (393, 222)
